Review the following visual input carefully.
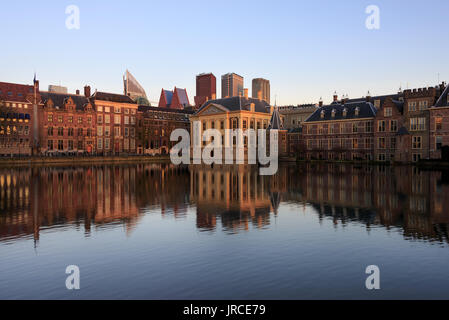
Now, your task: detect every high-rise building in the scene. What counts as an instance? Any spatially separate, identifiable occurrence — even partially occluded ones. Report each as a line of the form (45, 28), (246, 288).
(123, 70), (148, 105)
(252, 78), (270, 104)
(194, 73), (216, 108)
(221, 73), (244, 98)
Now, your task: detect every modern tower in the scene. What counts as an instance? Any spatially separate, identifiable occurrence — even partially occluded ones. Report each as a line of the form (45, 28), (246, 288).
(252, 78), (270, 104)
(221, 73), (244, 98)
(194, 73), (216, 108)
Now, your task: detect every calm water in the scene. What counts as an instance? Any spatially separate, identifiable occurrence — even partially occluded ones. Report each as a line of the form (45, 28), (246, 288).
(0, 163), (449, 300)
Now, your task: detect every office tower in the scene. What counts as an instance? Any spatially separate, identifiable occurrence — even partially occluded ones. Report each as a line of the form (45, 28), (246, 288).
(221, 73), (244, 98)
(252, 78), (270, 104)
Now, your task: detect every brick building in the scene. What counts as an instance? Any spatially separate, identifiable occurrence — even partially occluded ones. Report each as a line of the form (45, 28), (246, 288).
(430, 83), (449, 160)
(136, 105), (192, 155)
(90, 89), (138, 155)
(194, 73), (216, 109)
(0, 81), (40, 156)
(302, 99), (377, 161)
(40, 90), (96, 155)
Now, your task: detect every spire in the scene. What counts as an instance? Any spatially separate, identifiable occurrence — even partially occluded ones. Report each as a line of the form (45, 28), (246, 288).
(268, 107), (284, 130)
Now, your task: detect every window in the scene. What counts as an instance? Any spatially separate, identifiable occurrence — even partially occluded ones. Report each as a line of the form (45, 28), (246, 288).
(77, 128), (83, 136)
(47, 140), (53, 150)
(105, 115), (110, 124)
(436, 117), (443, 130)
(353, 138), (359, 149)
(87, 116), (92, 124)
(48, 114), (53, 122)
(378, 120), (386, 132)
(436, 136), (443, 150)
(408, 101), (417, 112)
(124, 127), (129, 137)
(97, 106), (103, 112)
(104, 127), (110, 137)
(78, 117), (83, 124)
(352, 123), (358, 133)
(130, 116), (136, 125)
(390, 120), (398, 132)
(68, 116), (73, 123)
(68, 128), (74, 137)
(391, 137), (396, 149)
(203, 121), (206, 131)
(410, 117), (426, 131)
(124, 108), (130, 114)
(124, 116), (129, 125)
(97, 115), (103, 124)
(97, 127), (103, 136)
(221, 121), (224, 130)
(58, 140), (64, 150)
(104, 107), (110, 113)
(366, 121), (373, 133)
(412, 136), (422, 149)
(211, 121), (215, 129)
(115, 107), (121, 113)
(413, 153), (421, 162)
(378, 137), (386, 149)
(384, 107), (392, 117)
(104, 138), (110, 150)
(114, 127), (120, 137)
(243, 120), (247, 129)
(48, 127), (53, 136)
(97, 138), (103, 150)
(58, 127), (64, 136)
(77, 141), (83, 150)
(419, 101), (428, 110)
(378, 154), (386, 161)
(58, 115), (63, 123)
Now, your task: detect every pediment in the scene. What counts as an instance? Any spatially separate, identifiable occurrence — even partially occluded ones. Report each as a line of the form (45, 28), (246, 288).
(197, 103), (228, 116)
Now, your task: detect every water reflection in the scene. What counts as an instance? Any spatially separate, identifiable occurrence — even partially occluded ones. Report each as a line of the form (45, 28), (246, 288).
(0, 163), (449, 244)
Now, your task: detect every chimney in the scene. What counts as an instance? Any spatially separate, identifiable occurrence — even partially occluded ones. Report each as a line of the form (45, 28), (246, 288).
(366, 90), (371, 102)
(270, 106), (274, 114)
(84, 85), (91, 97)
(244, 88), (249, 99)
(211, 93), (216, 100)
(257, 90), (262, 100)
(319, 97), (323, 107)
(333, 91), (338, 102)
(76, 89), (80, 95)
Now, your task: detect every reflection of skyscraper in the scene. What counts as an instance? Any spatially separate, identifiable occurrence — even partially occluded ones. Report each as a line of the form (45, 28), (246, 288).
(252, 78), (270, 104)
(221, 73), (243, 98)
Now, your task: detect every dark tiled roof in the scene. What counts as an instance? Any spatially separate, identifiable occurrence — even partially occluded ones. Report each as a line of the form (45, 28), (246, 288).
(175, 88), (189, 106)
(198, 96), (270, 114)
(339, 93), (403, 108)
(40, 92), (91, 111)
(163, 90), (173, 106)
(306, 101), (377, 122)
(91, 91), (136, 104)
(0, 82), (35, 103)
(392, 99), (405, 113)
(138, 105), (194, 114)
(268, 108), (284, 130)
(435, 84), (449, 107)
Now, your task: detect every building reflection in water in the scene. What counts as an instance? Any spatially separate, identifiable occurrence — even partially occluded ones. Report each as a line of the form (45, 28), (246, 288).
(0, 163), (449, 244)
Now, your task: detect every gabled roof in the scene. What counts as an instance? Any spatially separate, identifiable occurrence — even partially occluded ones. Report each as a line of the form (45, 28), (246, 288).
(163, 90), (173, 106)
(268, 108), (284, 130)
(40, 91), (92, 111)
(90, 91), (136, 104)
(435, 84), (449, 107)
(197, 96), (270, 114)
(175, 88), (189, 106)
(306, 101), (377, 122)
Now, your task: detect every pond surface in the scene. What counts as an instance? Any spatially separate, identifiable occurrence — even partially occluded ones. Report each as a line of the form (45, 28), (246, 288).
(0, 163), (448, 299)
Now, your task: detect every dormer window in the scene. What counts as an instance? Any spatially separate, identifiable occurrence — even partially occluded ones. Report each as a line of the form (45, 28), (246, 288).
(355, 107), (360, 116)
(320, 110), (325, 119)
(331, 109), (336, 118)
(343, 108), (348, 117)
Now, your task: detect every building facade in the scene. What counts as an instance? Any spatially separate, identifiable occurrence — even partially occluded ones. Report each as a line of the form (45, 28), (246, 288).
(40, 90), (96, 155)
(158, 87), (190, 109)
(136, 106), (192, 155)
(221, 73), (244, 98)
(91, 90), (138, 155)
(279, 104), (318, 130)
(0, 81), (40, 156)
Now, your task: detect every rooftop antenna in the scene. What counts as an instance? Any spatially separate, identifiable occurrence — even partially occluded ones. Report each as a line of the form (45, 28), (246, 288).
(438, 73), (440, 84)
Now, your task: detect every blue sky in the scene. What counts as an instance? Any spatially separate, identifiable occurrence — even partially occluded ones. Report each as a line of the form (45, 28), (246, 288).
(1, 0), (448, 105)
